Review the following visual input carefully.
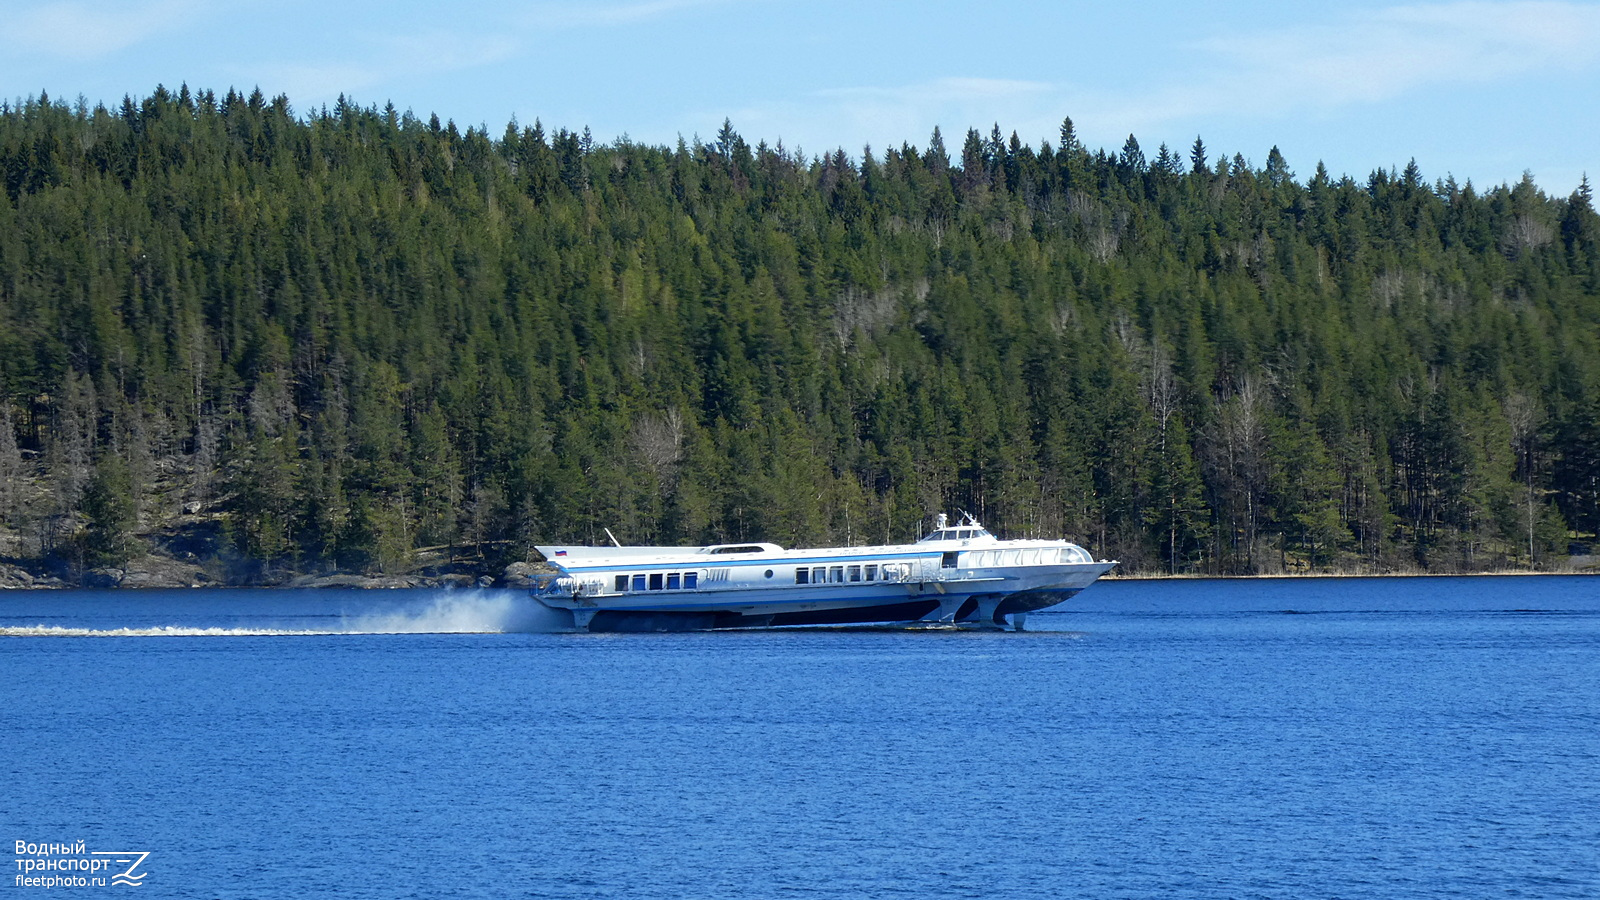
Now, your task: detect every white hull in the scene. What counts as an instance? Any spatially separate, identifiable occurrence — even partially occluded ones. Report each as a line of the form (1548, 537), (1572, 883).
(532, 518), (1115, 631)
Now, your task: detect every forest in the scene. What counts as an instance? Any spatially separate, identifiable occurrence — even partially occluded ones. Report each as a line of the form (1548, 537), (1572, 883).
(1, 85), (1597, 583)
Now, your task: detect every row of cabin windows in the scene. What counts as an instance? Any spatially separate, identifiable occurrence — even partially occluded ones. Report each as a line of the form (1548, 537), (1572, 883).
(615, 572), (700, 592)
(795, 563), (882, 585)
(616, 563), (897, 592)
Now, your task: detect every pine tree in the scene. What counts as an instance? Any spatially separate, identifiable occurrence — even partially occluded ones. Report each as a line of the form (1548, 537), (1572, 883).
(1120, 134), (1146, 174)
(925, 126), (949, 176)
(82, 455), (136, 568)
(1265, 146), (1292, 187)
(1189, 136), (1208, 175)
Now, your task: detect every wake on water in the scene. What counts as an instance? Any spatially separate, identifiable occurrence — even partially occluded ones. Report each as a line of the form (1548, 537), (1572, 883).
(0, 589), (576, 637)
(340, 589), (573, 634)
(0, 625), (343, 637)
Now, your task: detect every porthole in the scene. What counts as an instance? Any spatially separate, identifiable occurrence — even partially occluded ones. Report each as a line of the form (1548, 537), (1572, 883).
(764, 569), (774, 578)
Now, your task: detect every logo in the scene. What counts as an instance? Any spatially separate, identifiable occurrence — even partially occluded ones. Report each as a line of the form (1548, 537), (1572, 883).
(14, 841), (151, 889)
(92, 851), (151, 887)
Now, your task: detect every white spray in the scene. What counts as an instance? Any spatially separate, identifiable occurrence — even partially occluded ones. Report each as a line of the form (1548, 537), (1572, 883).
(0, 588), (576, 637)
(338, 588), (573, 634)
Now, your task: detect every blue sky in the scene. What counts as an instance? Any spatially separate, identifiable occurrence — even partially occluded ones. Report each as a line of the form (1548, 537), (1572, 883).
(4, 0), (1596, 194)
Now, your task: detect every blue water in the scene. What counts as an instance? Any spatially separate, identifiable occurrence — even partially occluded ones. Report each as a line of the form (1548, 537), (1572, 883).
(4, 576), (1597, 898)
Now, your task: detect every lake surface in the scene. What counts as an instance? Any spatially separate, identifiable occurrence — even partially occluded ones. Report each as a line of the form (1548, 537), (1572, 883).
(4, 576), (1597, 898)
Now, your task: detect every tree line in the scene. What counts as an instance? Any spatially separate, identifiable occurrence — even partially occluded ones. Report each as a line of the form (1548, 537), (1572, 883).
(1, 85), (1597, 579)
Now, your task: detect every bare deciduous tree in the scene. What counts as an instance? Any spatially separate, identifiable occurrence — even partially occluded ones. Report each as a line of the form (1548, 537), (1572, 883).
(632, 409), (685, 480)
(1202, 377), (1268, 571)
(0, 402), (19, 523)
(1505, 391), (1541, 565)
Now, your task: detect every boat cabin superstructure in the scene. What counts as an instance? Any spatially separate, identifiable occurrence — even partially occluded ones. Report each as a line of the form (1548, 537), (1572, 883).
(532, 513), (1114, 632)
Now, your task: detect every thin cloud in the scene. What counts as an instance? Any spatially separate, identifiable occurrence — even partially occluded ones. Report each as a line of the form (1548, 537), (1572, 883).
(1180, 1), (1600, 116)
(243, 62), (390, 105)
(733, 1), (1600, 159)
(7, 0), (202, 60)
(822, 78), (1059, 146)
(245, 0), (724, 115)
(727, 78), (1063, 156)
(243, 31), (518, 114)
(819, 78), (1057, 104)
(1056, 1), (1600, 142)
(372, 31), (520, 72)
(519, 0), (741, 29)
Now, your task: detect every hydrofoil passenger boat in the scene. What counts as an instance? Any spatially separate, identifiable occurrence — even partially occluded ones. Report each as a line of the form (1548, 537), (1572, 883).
(531, 514), (1116, 632)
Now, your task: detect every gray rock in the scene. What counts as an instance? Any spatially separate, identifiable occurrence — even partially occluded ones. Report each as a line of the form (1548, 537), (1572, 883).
(119, 556), (209, 588)
(120, 571), (172, 588)
(501, 561), (547, 588)
(0, 563), (42, 589)
(293, 573), (433, 589)
(293, 574), (377, 589)
(83, 568), (124, 588)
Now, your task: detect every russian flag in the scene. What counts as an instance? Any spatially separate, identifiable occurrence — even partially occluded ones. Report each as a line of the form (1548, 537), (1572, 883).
(554, 550), (568, 556)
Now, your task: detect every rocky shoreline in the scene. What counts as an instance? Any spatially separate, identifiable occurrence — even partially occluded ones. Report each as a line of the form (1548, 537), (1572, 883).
(0, 557), (554, 590)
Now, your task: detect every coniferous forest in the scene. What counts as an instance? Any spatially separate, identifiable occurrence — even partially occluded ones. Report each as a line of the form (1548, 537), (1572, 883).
(1, 86), (1598, 584)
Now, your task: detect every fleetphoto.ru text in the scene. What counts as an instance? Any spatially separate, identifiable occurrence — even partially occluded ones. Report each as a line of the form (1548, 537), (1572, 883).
(14, 841), (150, 889)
